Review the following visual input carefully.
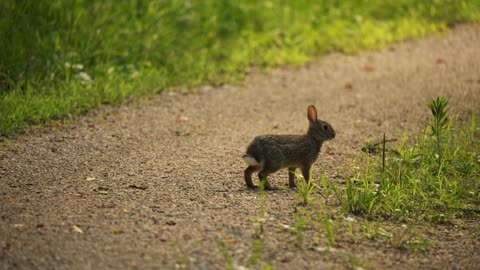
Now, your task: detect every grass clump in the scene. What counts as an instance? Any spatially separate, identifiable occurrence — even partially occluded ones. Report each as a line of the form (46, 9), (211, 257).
(2, 1), (480, 136)
(293, 169), (315, 206)
(343, 97), (480, 222)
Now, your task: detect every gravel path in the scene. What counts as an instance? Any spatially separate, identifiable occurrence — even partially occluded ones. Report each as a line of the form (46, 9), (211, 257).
(1, 25), (479, 270)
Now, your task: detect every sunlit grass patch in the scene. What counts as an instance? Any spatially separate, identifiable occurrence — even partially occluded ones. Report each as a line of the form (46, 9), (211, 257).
(2, 1), (480, 136)
(343, 97), (480, 222)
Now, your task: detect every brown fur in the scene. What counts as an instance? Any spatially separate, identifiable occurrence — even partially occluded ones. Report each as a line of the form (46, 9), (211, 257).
(243, 105), (335, 190)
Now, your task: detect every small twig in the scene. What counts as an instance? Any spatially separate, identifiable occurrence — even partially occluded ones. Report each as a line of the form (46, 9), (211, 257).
(382, 133), (386, 173)
(361, 138), (397, 154)
(127, 184), (148, 190)
(370, 138), (397, 147)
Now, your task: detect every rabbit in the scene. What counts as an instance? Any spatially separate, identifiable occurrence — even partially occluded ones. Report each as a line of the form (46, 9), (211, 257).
(242, 105), (335, 190)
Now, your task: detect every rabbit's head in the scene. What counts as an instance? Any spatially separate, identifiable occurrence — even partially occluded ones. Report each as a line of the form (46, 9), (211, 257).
(307, 105), (336, 141)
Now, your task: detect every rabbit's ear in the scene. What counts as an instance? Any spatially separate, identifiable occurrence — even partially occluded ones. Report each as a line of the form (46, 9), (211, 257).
(307, 105), (318, 122)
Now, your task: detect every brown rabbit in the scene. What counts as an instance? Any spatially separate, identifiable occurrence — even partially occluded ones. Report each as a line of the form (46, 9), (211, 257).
(242, 105), (335, 190)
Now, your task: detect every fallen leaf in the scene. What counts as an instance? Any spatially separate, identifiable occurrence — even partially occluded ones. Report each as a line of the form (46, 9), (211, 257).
(344, 83), (353, 89)
(176, 115), (189, 122)
(166, 220), (176, 226)
(49, 122), (62, 128)
(70, 225), (83, 234)
(223, 239), (236, 244)
(111, 228), (124, 234)
(175, 130), (191, 136)
(86, 177), (96, 181)
(436, 58), (446, 64)
(97, 190), (108, 195)
(363, 64), (375, 72)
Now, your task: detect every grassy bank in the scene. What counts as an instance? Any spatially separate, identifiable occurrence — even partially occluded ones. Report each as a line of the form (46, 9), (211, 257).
(342, 97), (480, 223)
(1, 1), (480, 136)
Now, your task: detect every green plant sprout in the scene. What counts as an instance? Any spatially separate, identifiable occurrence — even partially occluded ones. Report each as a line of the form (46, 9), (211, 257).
(293, 169), (315, 206)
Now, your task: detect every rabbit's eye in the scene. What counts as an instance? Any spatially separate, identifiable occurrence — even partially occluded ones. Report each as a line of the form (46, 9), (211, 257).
(323, 124), (329, 131)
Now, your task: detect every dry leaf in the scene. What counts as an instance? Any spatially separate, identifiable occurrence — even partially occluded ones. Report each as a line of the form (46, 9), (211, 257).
(49, 122), (63, 128)
(175, 130), (191, 136)
(70, 225), (83, 234)
(86, 177), (96, 181)
(436, 58), (446, 64)
(223, 239), (236, 244)
(111, 228), (124, 234)
(176, 115), (189, 122)
(344, 83), (353, 89)
(166, 220), (176, 226)
(363, 64), (375, 72)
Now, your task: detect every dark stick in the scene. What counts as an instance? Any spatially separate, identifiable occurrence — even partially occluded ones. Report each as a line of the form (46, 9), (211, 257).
(382, 133), (386, 173)
(371, 138), (397, 147)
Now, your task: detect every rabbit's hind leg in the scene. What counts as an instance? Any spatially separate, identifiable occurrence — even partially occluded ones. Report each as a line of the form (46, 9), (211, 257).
(288, 167), (297, 188)
(244, 166), (259, 189)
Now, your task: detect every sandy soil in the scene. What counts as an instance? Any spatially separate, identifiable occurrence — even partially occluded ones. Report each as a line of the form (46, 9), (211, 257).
(1, 25), (479, 270)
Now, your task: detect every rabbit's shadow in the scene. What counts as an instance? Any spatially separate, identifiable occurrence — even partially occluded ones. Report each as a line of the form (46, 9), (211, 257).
(238, 186), (292, 194)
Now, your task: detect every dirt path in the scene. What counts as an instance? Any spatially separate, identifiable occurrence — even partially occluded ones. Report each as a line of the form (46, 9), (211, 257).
(1, 25), (480, 270)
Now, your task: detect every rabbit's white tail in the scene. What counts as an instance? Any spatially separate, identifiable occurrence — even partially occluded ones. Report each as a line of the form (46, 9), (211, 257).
(242, 154), (262, 167)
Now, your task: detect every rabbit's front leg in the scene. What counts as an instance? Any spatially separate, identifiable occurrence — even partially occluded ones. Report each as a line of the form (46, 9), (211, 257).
(288, 168), (297, 188)
(301, 165), (312, 183)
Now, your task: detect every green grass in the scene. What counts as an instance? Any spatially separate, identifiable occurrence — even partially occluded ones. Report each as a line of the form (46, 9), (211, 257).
(2, 1), (480, 136)
(283, 97), (478, 253)
(343, 97), (480, 223)
(293, 169), (315, 206)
